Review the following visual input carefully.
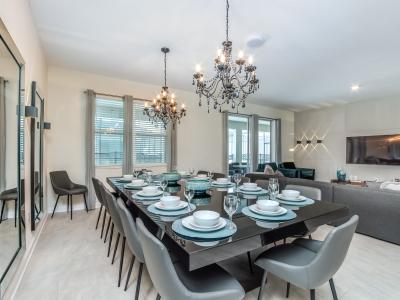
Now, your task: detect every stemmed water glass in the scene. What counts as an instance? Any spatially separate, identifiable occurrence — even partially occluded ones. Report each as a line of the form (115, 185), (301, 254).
(160, 177), (168, 196)
(207, 170), (214, 180)
(233, 173), (242, 189)
(133, 169), (140, 179)
(268, 178), (279, 200)
(224, 194), (240, 229)
(189, 168), (195, 177)
(184, 188), (195, 212)
(145, 171), (153, 185)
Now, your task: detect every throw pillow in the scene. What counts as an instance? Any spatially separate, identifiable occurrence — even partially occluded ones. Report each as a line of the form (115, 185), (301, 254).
(264, 165), (275, 175)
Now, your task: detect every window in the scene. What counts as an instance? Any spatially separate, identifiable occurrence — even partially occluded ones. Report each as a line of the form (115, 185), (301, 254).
(132, 101), (167, 165)
(228, 128), (236, 163)
(227, 114), (250, 174)
(241, 130), (248, 163)
(258, 119), (272, 163)
(94, 98), (124, 166)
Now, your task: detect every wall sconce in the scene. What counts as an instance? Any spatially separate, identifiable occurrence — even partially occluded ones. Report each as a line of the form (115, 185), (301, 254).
(24, 105), (38, 118)
(44, 122), (51, 130)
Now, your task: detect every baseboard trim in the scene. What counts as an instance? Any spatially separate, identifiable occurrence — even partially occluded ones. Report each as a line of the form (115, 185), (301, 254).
(2, 213), (49, 300)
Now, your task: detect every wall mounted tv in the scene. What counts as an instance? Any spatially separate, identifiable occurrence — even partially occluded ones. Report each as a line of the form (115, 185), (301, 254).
(346, 134), (400, 165)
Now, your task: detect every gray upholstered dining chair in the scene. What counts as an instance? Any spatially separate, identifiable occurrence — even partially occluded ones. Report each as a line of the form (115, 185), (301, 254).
(116, 199), (145, 299)
(231, 176), (250, 185)
(92, 178), (109, 239)
(0, 188), (18, 227)
(49, 170), (88, 220)
(285, 184), (321, 201)
(136, 218), (245, 300)
(99, 184), (126, 288)
(255, 215), (359, 300)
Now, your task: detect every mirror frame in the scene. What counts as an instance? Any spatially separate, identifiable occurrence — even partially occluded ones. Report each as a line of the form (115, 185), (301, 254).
(30, 81), (44, 231)
(0, 22), (25, 285)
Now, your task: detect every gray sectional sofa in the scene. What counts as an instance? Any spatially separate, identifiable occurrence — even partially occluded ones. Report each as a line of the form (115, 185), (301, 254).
(246, 173), (400, 245)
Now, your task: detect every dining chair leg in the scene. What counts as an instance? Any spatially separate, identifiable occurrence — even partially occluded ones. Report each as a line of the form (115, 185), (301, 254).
(124, 254), (135, 291)
(247, 251), (254, 273)
(70, 195), (73, 220)
(135, 262), (144, 300)
(329, 278), (338, 300)
(310, 289), (315, 300)
(156, 293), (161, 300)
(286, 282), (290, 298)
(0, 200), (5, 223)
(104, 216), (111, 243)
(96, 205), (103, 230)
(83, 193), (89, 213)
(309, 234), (312, 239)
(51, 195), (61, 218)
(107, 223), (114, 257)
(112, 232), (120, 265)
(118, 236), (126, 287)
(257, 270), (268, 300)
(66, 195), (69, 215)
(100, 209), (107, 238)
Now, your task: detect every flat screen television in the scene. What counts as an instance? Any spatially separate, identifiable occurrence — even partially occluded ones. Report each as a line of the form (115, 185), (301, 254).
(346, 134), (400, 165)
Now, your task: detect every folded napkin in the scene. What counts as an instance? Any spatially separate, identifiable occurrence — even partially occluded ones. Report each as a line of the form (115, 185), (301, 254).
(380, 181), (400, 191)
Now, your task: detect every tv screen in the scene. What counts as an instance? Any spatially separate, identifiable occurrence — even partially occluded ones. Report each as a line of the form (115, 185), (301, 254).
(346, 135), (400, 165)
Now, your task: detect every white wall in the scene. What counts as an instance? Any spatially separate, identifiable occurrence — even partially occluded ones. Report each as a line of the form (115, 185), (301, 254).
(0, 0), (48, 297)
(294, 98), (400, 182)
(47, 66), (294, 212)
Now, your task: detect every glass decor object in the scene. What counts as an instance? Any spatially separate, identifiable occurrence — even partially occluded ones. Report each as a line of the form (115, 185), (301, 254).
(192, 0), (259, 113)
(143, 47), (186, 128)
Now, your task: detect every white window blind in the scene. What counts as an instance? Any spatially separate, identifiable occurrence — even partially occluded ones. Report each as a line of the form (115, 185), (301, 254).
(94, 98), (124, 166)
(132, 101), (167, 164)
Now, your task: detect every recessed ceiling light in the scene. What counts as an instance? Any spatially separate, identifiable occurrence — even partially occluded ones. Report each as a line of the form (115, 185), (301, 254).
(246, 34), (267, 48)
(351, 84), (361, 92)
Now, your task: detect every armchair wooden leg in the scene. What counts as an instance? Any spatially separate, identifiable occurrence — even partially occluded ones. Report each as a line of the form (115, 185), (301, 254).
(0, 200), (5, 223)
(286, 282), (290, 298)
(329, 278), (338, 300)
(124, 254), (135, 291)
(118, 236), (126, 287)
(83, 193), (89, 213)
(258, 271), (268, 300)
(96, 205), (103, 230)
(112, 232), (120, 265)
(310, 289), (315, 300)
(70, 195), (73, 220)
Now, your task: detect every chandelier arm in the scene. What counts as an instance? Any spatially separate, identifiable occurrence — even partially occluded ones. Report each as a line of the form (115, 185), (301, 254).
(226, 0), (229, 41)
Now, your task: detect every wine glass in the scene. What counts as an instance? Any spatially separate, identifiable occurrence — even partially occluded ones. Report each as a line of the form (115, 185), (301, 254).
(146, 171), (153, 185)
(207, 170), (214, 180)
(224, 194), (239, 229)
(184, 188), (195, 212)
(268, 178), (279, 200)
(133, 169), (140, 179)
(233, 173), (242, 189)
(189, 168), (195, 177)
(160, 177), (168, 196)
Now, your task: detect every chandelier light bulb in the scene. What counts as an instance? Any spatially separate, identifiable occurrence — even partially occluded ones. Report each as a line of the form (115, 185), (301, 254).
(220, 54), (226, 63)
(156, 94), (160, 99)
(195, 64), (201, 73)
(144, 102), (148, 108)
(217, 48), (222, 56)
(181, 103), (185, 109)
(171, 93), (176, 98)
(238, 50), (244, 59)
(248, 55), (253, 65)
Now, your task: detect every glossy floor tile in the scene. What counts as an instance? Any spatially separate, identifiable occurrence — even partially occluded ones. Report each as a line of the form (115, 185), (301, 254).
(14, 209), (400, 300)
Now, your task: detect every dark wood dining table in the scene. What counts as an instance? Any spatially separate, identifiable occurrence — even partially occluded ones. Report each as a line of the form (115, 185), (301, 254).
(107, 177), (349, 291)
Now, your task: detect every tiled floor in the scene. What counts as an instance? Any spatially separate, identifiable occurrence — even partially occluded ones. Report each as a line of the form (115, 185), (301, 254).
(15, 209), (400, 300)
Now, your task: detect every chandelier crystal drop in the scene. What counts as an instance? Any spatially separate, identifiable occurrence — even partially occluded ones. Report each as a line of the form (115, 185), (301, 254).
(193, 0), (259, 113)
(144, 47), (186, 128)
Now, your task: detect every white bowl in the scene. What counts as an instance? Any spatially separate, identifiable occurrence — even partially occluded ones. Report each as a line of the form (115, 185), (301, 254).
(178, 171), (187, 176)
(193, 210), (220, 227)
(242, 182), (257, 189)
(256, 200), (279, 212)
(160, 196), (180, 208)
(197, 174), (208, 179)
(282, 190), (300, 199)
(217, 178), (229, 183)
(131, 179), (144, 186)
(142, 186), (159, 194)
(123, 174), (133, 180)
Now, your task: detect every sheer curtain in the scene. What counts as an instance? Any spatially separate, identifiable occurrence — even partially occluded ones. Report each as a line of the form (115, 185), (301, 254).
(85, 89), (96, 209)
(122, 95), (133, 175)
(0, 77), (6, 191)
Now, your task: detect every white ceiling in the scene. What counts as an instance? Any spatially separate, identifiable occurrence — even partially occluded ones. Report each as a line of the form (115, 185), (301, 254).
(29, 0), (400, 111)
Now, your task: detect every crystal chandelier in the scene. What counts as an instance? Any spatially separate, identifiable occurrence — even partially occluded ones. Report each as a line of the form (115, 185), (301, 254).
(193, 0), (259, 113)
(144, 47), (186, 128)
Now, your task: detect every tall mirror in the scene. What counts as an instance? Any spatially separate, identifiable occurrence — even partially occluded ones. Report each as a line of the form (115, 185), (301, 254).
(0, 21), (25, 291)
(30, 82), (44, 231)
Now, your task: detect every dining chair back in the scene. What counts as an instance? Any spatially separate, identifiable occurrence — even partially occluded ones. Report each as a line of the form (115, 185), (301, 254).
(100, 185), (123, 234)
(49, 171), (74, 193)
(137, 218), (188, 298)
(307, 215), (358, 287)
(285, 184), (321, 200)
(92, 177), (106, 208)
(212, 172), (226, 180)
(116, 199), (144, 263)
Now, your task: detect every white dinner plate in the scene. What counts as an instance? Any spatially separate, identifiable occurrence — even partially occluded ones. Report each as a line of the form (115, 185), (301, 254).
(136, 190), (163, 197)
(125, 183), (148, 189)
(154, 201), (188, 211)
(239, 186), (262, 192)
(182, 216), (227, 232)
(277, 194), (307, 202)
(249, 205), (287, 216)
(212, 181), (232, 186)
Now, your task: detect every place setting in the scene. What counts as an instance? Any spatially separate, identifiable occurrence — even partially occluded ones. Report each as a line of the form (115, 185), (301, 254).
(276, 189), (315, 208)
(242, 199), (297, 222)
(124, 178), (148, 190)
(116, 174), (135, 183)
(131, 185), (168, 202)
(211, 177), (235, 189)
(172, 194), (240, 240)
(236, 182), (268, 195)
(147, 189), (196, 217)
